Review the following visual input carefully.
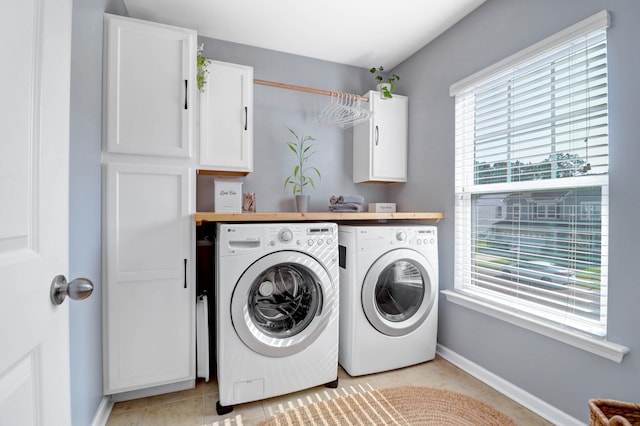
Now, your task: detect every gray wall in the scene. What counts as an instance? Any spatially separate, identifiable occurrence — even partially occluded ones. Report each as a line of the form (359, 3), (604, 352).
(196, 40), (389, 212)
(391, 0), (640, 421)
(69, 0), (126, 425)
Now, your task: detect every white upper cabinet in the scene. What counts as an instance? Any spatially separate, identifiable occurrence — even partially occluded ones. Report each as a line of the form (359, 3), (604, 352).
(199, 60), (253, 173)
(103, 14), (196, 158)
(353, 91), (408, 183)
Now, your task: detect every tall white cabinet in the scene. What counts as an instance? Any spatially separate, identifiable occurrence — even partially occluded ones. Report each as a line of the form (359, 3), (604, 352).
(102, 14), (196, 397)
(353, 91), (408, 183)
(199, 60), (253, 173)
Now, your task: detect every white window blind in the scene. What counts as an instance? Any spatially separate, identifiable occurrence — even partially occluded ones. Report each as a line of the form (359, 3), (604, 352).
(451, 11), (610, 337)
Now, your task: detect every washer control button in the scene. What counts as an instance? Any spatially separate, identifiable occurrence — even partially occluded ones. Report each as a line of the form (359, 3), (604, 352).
(278, 228), (293, 244)
(317, 239), (323, 246)
(308, 239), (314, 246)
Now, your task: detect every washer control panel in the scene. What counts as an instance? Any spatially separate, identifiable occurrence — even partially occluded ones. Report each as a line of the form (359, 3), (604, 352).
(218, 223), (338, 257)
(266, 224), (335, 249)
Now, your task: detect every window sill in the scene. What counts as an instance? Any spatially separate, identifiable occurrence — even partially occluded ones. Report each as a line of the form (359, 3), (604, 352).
(441, 289), (629, 363)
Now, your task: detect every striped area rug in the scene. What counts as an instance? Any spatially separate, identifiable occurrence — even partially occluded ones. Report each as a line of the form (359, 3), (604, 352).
(257, 386), (517, 426)
(262, 383), (377, 420)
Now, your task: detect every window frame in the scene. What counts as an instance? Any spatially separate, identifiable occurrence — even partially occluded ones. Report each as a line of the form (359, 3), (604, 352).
(443, 10), (629, 363)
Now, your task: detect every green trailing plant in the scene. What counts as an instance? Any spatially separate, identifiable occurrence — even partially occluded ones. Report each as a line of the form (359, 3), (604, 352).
(370, 66), (400, 99)
(283, 128), (321, 195)
(197, 44), (211, 92)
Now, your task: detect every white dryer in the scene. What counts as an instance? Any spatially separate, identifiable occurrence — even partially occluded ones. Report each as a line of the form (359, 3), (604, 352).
(215, 223), (339, 414)
(338, 224), (438, 376)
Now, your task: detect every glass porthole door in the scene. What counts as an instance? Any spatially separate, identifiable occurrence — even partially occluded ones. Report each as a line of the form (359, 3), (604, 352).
(249, 263), (321, 337)
(362, 249), (436, 336)
(231, 251), (336, 357)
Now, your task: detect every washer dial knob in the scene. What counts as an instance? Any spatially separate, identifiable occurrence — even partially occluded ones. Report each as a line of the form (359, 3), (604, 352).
(396, 231), (407, 242)
(278, 228), (293, 244)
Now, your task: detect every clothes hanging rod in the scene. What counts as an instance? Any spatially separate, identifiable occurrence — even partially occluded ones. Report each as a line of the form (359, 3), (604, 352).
(254, 79), (369, 102)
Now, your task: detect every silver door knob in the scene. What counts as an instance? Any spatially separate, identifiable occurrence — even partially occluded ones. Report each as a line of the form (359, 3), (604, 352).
(50, 275), (94, 305)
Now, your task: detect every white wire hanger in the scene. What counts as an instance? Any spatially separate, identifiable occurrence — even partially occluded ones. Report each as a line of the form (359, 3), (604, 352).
(312, 92), (372, 129)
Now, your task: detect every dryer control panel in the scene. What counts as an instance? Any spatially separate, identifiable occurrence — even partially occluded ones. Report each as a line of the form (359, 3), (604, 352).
(340, 225), (438, 252)
(412, 227), (437, 246)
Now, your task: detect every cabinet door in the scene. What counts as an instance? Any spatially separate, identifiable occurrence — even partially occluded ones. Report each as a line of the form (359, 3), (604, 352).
(353, 91), (408, 183)
(371, 93), (408, 181)
(103, 163), (194, 394)
(199, 60), (253, 172)
(104, 14), (196, 158)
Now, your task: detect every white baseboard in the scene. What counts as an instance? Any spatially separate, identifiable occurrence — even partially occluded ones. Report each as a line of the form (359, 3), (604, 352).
(91, 396), (113, 426)
(436, 344), (585, 426)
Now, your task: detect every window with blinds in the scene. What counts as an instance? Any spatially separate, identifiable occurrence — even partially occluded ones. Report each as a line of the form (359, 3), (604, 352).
(450, 11), (610, 337)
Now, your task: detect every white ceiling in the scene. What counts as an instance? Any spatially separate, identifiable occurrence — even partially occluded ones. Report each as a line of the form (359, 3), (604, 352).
(123, 0), (486, 69)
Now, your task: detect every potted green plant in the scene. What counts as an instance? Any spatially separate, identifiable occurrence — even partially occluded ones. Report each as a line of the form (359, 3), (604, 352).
(197, 44), (211, 92)
(283, 127), (321, 212)
(370, 66), (400, 99)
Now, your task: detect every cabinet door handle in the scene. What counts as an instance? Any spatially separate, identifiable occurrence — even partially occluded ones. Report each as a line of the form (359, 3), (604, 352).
(244, 106), (248, 131)
(375, 125), (379, 146)
(184, 80), (188, 110)
(183, 258), (187, 288)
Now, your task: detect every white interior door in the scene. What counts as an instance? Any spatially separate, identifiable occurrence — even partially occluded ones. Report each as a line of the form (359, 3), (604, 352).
(0, 0), (74, 424)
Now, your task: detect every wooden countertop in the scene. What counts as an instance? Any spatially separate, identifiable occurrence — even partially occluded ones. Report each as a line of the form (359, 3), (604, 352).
(194, 211), (444, 225)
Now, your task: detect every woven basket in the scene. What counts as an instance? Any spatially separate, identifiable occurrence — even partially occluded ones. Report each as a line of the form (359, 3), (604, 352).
(589, 399), (640, 426)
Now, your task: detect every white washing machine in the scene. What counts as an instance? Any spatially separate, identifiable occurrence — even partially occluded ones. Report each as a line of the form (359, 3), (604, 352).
(215, 223), (339, 414)
(338, 224), (438, 376)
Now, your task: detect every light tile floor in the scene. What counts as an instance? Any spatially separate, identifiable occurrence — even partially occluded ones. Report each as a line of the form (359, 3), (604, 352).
(106, 356), (553, 425)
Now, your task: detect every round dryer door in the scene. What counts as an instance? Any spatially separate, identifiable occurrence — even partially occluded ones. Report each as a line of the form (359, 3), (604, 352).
(362, 248), (436, 336)
(231, 251), (336, 357)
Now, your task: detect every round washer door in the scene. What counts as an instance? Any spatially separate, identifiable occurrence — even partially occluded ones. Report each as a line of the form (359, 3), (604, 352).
(231, 250), (336, 357)
(362, 248), (436, 336)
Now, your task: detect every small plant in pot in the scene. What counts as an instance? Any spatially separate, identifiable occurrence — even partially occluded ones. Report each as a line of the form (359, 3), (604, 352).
(283, 127), (321, 212)
(197, 44), (211, 92)
(370, 66), (400, 99)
